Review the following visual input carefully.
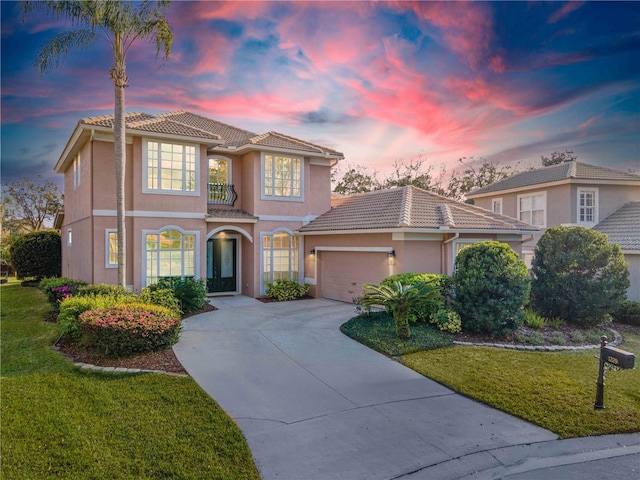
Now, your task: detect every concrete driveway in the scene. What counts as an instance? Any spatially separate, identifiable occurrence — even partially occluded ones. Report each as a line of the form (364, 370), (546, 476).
(173, 298), (639, 480)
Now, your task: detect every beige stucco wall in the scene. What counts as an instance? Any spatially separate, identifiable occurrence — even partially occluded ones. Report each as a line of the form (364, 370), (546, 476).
(624, 254), (640, 302)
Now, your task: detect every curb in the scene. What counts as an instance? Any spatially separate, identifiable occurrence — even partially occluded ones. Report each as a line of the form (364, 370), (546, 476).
(453, 328), (622, 351)
(73, 361), (189, 377)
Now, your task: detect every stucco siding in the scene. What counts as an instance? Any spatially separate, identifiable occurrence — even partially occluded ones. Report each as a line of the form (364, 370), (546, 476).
(624, 254), (640, 302)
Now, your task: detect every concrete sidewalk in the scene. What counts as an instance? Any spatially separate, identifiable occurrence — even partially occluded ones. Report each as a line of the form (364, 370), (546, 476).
(174, 298), (640, 480)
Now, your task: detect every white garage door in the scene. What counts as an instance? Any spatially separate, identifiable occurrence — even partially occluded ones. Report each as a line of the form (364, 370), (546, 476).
(319, 251), (389, 303)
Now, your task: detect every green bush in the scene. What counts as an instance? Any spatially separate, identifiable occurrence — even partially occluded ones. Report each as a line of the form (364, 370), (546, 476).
(9, 230), (61, 280)
(78, 304), (181, 357)
(266, 279), (310, 301)
(77, 283), (130, 298)
(531, 226), (630, 326)
(381, 273), (445, 322)
(429, 309), (462, 333)
(613, 300), (640, 326)
(453, 241), (530, 337)
(57, 295), (121, 340)
(139, 287), (181, 314)
(149, 277), (207, 314)
(39, 277), (87, 306)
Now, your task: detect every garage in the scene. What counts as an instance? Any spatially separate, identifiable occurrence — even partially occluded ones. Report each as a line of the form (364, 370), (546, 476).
(318, 250), (389, 303)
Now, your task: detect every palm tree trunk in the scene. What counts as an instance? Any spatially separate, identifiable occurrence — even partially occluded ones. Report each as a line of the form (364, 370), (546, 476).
(111, 38), (128, 289)
(394, 305), (411, 340)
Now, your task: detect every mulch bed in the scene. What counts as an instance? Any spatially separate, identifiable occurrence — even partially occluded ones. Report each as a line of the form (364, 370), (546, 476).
(54, 303), (218, 375)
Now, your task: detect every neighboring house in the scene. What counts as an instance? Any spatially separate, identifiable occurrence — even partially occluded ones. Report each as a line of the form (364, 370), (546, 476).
(466, 161), (640, 301)
(299, 186), (538, 303)
(54, 109), (538, 302)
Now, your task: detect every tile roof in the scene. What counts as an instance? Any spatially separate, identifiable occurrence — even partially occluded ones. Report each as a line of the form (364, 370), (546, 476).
(594, 202), (640, 250)
(299, 186), (539, 233)
(469, 161), (640, 196)
(80, 110), (344, 157)
(206, 208), (258, 220)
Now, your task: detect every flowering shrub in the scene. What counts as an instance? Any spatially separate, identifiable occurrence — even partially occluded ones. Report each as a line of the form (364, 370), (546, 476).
(57, 295), (120, 340)
(78, 303), (180, 357)
(39, 277), (87, 307)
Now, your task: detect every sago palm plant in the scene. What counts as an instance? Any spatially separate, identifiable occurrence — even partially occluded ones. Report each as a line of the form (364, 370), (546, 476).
(361, 280), (441, 340)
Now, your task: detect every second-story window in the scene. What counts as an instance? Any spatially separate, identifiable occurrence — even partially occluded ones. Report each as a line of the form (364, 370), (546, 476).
(578, 188), (598, 225)
(492, 198), (502, 215)
(518, 192), (546, 227)
(144, 140), (198, 194)
(263, 154), (302, 200)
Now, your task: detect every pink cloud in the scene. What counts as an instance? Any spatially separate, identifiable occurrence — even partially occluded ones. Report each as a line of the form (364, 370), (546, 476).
(548, 2), (585, 24)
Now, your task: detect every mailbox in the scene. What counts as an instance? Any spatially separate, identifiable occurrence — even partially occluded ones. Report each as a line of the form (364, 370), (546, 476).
(602, 346), (635, 370)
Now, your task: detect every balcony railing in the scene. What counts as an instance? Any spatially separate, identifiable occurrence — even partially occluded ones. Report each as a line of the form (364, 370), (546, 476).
(208, 183), (238, 206)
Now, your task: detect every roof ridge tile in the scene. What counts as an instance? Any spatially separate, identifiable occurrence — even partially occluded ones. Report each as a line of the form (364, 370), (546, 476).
(399, 186), (412, 227)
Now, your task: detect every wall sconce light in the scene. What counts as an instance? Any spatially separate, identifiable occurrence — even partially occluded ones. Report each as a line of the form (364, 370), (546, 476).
(388, 250), (395, 266)
(309, 249), (316, 256)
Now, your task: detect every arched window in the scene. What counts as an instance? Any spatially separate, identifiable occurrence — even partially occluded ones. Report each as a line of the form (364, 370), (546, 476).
(262, 231), (299, 287)
(145, 228), (196, 285)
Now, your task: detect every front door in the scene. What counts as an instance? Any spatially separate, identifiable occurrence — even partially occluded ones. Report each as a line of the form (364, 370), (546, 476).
(207, 237), (237, 293)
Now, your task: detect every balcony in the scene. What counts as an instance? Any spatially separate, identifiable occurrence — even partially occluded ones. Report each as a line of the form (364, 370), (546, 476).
(208, 183), (238, 206)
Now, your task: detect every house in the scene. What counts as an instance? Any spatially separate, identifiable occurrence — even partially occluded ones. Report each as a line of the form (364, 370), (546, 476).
(466, 161), (640, 301)
(54, 110), (538, 301)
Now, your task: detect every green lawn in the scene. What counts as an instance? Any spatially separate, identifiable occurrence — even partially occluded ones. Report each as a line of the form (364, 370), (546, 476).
(1, 282), (260, 480)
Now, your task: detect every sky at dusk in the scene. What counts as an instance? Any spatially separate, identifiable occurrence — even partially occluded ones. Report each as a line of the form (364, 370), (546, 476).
(1, 0), (639, 190)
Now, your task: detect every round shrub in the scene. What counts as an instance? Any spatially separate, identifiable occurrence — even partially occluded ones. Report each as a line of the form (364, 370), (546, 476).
(78, 304), (180, 357)
(9, 230), (61, 280)
(57, 294), (122, 340)
(531, 226), (629, 326)
(381, 273), (445, 322)
(453, 241), (530, 337)
(429, 309), (462, 333)
(266, 279), (310, 301)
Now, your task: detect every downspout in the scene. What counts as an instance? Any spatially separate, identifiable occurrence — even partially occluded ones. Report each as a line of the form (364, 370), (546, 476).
(441, 232), (460, 274)
(90, 129), (95, 284)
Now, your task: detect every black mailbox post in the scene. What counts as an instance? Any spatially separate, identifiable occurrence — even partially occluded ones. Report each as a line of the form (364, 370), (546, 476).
(594, 336), (636, 410)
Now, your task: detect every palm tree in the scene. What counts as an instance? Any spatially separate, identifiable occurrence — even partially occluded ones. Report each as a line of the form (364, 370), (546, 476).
(361, 280), (441, 340)
(23, 0), (173, 288)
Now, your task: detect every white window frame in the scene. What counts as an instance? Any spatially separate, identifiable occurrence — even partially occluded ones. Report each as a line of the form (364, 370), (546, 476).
(492, 198), (503, 215)
(142, 226), (200, 287)
(260, 229), (301, 294)
(142, 139), (200, 196)
(73, 154), (81, 189)
(261, 153), (304, 202)
(208, 156), (232, 184)
(577, 187), (599, 226)
(517, 191), (547, 227)
(105, 229), (118, 268)
(66, 228), (72, 247)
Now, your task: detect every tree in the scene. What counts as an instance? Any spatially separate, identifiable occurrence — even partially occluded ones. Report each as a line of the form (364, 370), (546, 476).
(452, 242), (530, 337)
(9, 230), (61, 280)
(361, 280), (441, 340)
(332, 164), (380, 195)
(24, 1), (173, 288)
(446, 157), (515, 201)
(380, 157), (442, 192)
(1, 176), (62, 232)
(531, 226), (629, 326)
(540, 150), (577, 167)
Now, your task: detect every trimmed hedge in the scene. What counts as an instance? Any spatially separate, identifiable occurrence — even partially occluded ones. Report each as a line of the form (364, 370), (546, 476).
(10, 230), (61, 280)
(614, 300), (640, 326)
(78, 304), (181, 357)
(148, 277), (207, 314)
(39, 277), (87, 307)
